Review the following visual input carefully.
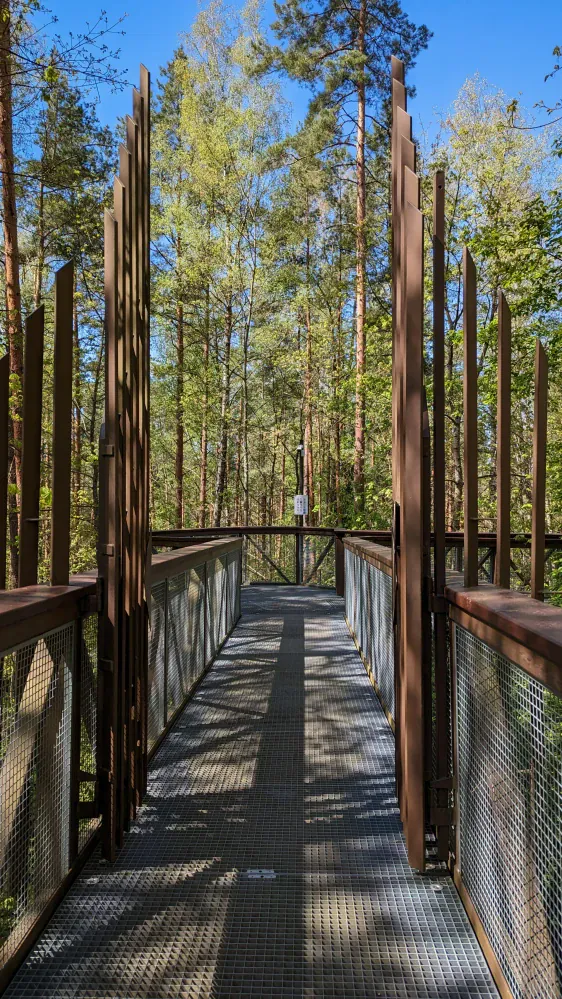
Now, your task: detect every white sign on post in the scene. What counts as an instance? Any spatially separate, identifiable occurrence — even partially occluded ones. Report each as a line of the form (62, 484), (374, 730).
(294, 494), (309, 516)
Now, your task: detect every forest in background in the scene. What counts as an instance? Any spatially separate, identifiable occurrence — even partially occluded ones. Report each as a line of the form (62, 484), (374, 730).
(0, 0), (561, 584)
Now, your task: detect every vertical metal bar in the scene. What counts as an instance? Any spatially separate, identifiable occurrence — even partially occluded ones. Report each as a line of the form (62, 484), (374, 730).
(432, 171), (450, 861)
(495, 290), (511, 589)
(463, 249), (478, 588)
(531, 341), (547, 600)
(51, 261), (74, 586)
(127, 113), (141, 812)
(99, 209), (119, 861)
(19, 307), (44, 588)
(433, 173), (446, 597)
(119, 141), (134, 830)
(0, 353), (9, 590)
(391, 57), (406, 511)
(295, 531), (303, 585)
(69, 615), (83, 863)
(139, 66), (151, 795)
(402, 195), (426, 872)
(114, 174), (127, 846)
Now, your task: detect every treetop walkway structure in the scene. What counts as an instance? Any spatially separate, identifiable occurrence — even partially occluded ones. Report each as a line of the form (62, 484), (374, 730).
(0, 58), (561, 999)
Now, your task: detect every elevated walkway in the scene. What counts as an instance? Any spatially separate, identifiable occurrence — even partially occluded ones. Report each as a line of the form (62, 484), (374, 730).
(5, 587), (498, 998)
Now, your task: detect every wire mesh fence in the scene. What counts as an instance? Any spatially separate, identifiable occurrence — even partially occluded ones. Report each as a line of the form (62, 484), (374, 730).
(0, 624), (74, 966)
(455, 624), (562, 998)
(345, 546), (395, 724)
(147, 548), (242, 754)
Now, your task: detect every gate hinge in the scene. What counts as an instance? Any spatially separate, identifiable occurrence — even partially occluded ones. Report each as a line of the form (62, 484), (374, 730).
(99, 544), (115, 557)
(431, 594), (448, 614)
(430, 807), (454, 826)
(99, 658), (114, 674)
(101, 444), (115, 457)
(430, 776), (455, 790)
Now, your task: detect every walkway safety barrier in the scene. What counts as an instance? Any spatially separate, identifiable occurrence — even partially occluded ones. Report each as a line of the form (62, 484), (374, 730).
(0, 578), (99, 990)
(147, 539), (242, 756)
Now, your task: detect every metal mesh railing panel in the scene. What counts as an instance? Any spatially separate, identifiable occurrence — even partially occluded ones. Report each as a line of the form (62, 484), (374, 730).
(167, 571), (189, 716)
(0, 624), (74, 965)
(187, 567), (205, 690)
(345, 549), (395, 724)
(148, 580), (166, 749)
(78, 615), (99, 850)
(455, 625), (562, 998)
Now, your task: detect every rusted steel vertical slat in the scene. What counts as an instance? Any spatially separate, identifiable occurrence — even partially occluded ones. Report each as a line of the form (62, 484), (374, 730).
(391, 56), (405, 509)
(463, 249), (478, 588)
(127, 114), (141, 813)
(119, 141), (134, 831)
(433, 173), (446, 596)
(402, 195), (426, 871)
(432, 172), (450, 859)
(99, 209), (119, 861)
(0, 354), (9, 590)
(531, 341), (547, 601)
(51, 261), (74, 586)
(393, 107), (414, 824)
(398, 156), (418, 832)
(134, 81), (148, 794)
(19, 307), (44, 588)
(495, 290), (511, 589)
(113, 174), (127, 846)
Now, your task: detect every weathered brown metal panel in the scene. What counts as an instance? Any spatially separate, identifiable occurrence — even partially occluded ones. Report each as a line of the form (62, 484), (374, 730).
(19, 307), (45, 588)
(432, 172), (450, 860)
(531, 341), (547, 600)
(402, 197), (426, 871)
(99, 209), (120, 861)
(51, 261), (74, 586)
(495, 290), (511, 589)
(0, 353), (9, 590)
(463, 249), (478, 588)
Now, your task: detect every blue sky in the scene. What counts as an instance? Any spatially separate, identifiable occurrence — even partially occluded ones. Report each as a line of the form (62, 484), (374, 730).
(52, 0), (562, 135)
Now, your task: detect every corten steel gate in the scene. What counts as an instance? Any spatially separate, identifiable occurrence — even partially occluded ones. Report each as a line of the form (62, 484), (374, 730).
(98, 66), (151, 860)
(389, 55), (561, 999)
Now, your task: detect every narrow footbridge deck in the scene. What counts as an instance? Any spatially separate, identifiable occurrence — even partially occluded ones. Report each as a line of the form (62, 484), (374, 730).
(6, 587), (497, 998)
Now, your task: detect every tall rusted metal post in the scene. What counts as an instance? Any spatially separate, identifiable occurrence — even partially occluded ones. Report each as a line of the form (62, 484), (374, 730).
(495, 291), (511, 589)
(463, 249), (478, 588)
(531, 341), (547, 601)
(432, 171), (451, 861)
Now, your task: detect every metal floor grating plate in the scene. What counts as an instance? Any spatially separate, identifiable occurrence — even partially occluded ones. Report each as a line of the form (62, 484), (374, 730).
(5, 586), (498, 998)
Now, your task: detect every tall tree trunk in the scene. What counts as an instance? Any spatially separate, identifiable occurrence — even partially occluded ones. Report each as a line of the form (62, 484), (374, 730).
(353, 0), (367, 517)
(199, 286), (210, 528)
(213, 297), (232, 527)
(175, 301), (184, 529)
(0, 0), (23, 584)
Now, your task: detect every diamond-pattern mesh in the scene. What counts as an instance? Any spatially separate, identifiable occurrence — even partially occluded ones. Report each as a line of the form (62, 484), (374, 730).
(167, 571), (189, 716)
(0, 624), (74, 967)
(78, 615), (100, 850)
(345, 548), (394, 723)
(148, 580), (166, 749)
(147, 554), (240, 751)
(4, 588), (498, 999)
(455, 625), (562, 998)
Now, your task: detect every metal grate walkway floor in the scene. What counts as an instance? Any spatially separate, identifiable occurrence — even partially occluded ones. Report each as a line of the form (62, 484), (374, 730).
(6, 586), (498, 998)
